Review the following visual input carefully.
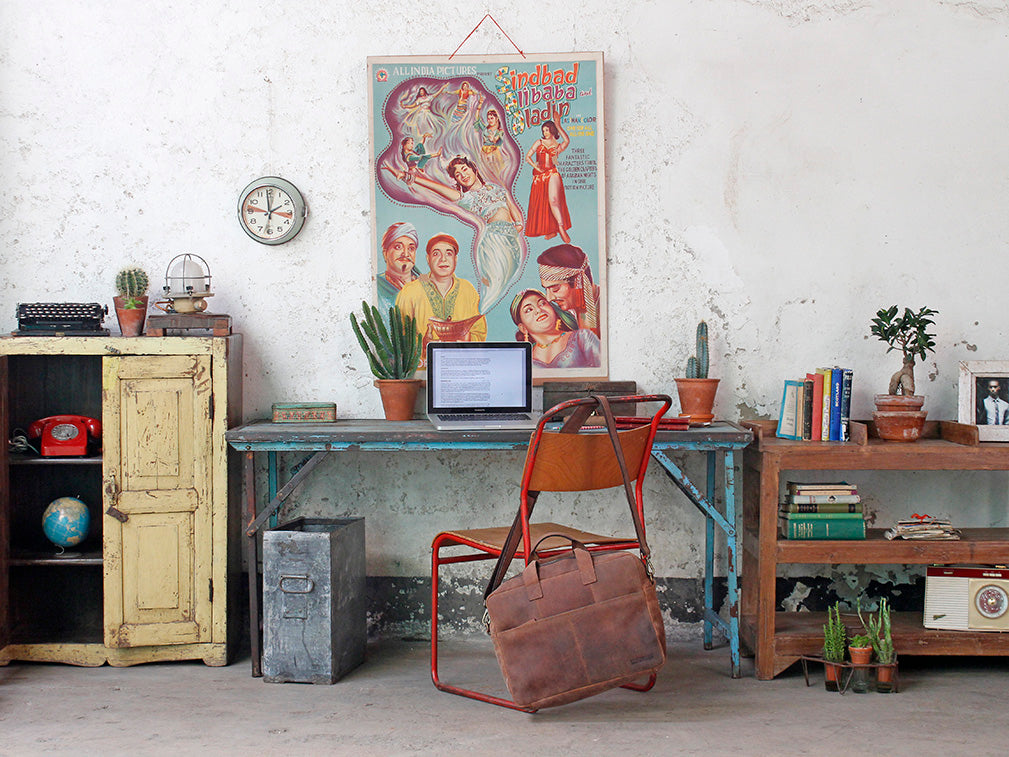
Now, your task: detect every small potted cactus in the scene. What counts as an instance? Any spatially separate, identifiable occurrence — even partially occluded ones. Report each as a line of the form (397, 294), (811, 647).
(350, 301), (423, 420)
(113, 266), (150, 337)
(674, 320), (719, 424)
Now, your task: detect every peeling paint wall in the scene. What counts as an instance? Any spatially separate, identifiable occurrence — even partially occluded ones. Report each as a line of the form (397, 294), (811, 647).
(3, 2), (1008, 636)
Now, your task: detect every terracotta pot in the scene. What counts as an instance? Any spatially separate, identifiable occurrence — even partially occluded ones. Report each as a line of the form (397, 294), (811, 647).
(876, 661), (896, 693)
(113, 295), (148, 337)
(823, 660), (842, 692)
(873, 394), (926, 441)
(374, 379), (422, 421)
(848, 645), (872, 665)
(674, 378), (719, 424)
(873, 393), (924, 412)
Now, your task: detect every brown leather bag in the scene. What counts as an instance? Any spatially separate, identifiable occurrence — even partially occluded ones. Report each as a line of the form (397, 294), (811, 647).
(483, 396), (666, 710)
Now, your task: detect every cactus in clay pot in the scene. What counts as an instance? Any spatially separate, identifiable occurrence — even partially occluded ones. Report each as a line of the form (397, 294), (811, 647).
(115, 267), (150, 299)
(685, 321), (709, 379)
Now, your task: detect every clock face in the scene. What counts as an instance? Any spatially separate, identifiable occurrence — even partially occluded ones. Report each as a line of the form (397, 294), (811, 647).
(975, 584), (1008, 619)
(238, 177), (307, 245)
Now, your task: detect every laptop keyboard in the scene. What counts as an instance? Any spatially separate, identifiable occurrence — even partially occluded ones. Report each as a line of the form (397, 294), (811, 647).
(437, 413), (531, 421)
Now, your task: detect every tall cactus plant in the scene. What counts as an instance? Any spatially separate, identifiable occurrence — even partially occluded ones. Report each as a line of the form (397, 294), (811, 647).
(350, 301), (422, 379)
(115, 267), (150, 298)
(685, 320), (709, 378)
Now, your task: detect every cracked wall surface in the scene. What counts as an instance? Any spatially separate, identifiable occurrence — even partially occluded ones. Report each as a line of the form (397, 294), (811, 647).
(2, 1), (1007, 635)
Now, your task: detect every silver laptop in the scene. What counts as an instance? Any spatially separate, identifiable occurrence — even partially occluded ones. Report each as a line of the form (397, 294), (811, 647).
(426, 341), (538, 430)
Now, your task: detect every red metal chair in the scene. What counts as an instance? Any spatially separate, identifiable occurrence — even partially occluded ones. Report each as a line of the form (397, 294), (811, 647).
(430, 393), (673, 711)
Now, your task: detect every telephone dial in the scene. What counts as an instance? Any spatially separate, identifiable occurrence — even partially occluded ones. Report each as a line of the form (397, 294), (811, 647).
(27, 415), (102, 457)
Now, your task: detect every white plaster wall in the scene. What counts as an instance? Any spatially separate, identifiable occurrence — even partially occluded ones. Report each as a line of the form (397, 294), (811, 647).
(2, 2), (1008, 587)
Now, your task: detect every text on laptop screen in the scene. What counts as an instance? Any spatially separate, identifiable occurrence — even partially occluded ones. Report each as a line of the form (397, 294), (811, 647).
(428, 343), (531, 412)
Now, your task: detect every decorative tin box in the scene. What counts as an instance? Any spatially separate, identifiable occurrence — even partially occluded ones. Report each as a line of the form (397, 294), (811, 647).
(272, 402), (337, 423)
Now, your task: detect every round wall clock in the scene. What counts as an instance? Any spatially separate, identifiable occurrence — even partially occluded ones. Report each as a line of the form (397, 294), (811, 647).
(238, 177), (307, 244)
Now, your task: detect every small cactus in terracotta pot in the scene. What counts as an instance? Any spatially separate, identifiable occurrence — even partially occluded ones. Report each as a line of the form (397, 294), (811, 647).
(675, 320), (719, 424)
(113, 266), (150, 336)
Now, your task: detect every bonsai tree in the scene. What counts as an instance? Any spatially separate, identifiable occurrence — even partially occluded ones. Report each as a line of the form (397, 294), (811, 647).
(350, 301), (422, 380)
(870, 305), (937, 396)
(115, 267), (149, 309)
(822, 601), (846, 663)
(685, 320), (709, 378)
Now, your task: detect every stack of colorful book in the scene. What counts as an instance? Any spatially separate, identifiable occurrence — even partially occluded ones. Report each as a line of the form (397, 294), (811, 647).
(776, 367), (853, 441)
(779, 481), (866, 539)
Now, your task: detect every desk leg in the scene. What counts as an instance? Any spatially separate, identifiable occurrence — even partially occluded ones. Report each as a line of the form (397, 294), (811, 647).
(724, 450), (740, 678)
(243, 451), (262, 677)
(703, 452), (715, 651)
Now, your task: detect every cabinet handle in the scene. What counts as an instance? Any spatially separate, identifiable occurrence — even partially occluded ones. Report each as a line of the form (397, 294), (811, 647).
(106, 506), (129, 523)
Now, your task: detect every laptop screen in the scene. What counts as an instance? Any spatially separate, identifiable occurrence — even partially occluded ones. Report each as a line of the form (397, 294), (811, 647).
(427, 342), (532, 413)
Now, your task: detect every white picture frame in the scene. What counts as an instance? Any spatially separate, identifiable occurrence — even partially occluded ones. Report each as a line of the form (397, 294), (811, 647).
(958, 360), (1009, 441)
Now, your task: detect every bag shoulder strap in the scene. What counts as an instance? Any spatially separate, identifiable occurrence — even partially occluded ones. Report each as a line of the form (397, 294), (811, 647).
(484, 395), (651, 600)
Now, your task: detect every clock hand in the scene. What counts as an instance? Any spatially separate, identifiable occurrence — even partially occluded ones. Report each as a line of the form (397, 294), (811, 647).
(244, 205), (268, 214)
(272, 210), (294, 219)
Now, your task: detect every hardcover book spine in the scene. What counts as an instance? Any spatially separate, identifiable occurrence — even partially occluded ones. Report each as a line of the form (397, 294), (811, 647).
(840, 368), (853, 442)
(802, 377), (814, 440)
(780, 517), (866, 539)
(780, 510), (863, 519)
(787, 494), (861, 505)
(829, 367), (843, 441)
(786, 502), (864, 513)
(818, 368), (832, 440)
(808, 372), (824, 441)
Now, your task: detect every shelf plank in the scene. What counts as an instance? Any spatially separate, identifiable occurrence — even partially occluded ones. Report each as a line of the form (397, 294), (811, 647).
(10, 551), (103, 567)
(9, 454), (102, 466)
(776, 528), (1009, 564)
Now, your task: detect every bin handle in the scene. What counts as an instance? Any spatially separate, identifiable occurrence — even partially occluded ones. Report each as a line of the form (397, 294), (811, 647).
(279, 575), (315, 594)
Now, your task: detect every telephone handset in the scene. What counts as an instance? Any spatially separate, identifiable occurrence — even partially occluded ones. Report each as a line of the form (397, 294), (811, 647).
(27, 415), (102, 457)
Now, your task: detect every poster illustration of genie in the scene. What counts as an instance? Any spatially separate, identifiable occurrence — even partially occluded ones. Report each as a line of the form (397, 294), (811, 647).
(368, 53), (607, 378)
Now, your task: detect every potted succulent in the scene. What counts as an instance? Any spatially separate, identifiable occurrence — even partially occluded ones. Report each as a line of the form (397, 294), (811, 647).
(350, 301), (423, 420)
(114, 266), (150, 337)
(674, 321), (719, 424)
(864, 597), (896, 693)
(869, 305), (937, 441)
(822, 601), (847, 692)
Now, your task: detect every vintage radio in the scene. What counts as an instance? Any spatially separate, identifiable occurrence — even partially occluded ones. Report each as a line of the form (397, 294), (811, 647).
(924, 565), (1009, 631)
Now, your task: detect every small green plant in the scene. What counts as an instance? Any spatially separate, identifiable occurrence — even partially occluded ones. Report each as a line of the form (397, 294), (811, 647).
(869, 305), (937, 396)
(121, 297), (145, 310)
(349, 302), (422, 380)
(861, 597), (895, 664)
(115, 267), (150, 298)
(685, 320), (709, 378)
(822, 601), (846, 662)
(849, 632), (872, 649)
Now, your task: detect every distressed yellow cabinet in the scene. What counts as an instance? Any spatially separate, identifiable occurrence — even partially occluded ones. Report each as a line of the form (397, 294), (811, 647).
(0, 336), (242, 666)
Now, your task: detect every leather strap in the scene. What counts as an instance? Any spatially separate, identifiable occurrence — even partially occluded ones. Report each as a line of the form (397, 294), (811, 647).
(484, 395), (651, 600)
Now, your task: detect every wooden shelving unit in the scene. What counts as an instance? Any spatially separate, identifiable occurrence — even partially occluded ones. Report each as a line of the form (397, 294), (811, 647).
(741, 419), (1009, 680)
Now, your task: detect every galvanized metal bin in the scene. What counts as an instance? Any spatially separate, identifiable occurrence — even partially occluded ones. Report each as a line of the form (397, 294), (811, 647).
(262, 517), (366, 684)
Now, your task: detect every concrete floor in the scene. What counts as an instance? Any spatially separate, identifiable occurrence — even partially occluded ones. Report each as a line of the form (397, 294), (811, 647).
(1, 639), (1008, 756)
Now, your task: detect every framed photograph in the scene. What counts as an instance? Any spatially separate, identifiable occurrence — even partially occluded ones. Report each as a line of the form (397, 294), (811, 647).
(367, 53), (606, 378)
(958, 361), (1009, 441)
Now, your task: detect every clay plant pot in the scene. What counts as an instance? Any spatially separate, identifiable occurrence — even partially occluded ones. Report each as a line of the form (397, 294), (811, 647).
(873, 394), (926, 442)
(674, 378), (719, 424)
(848, 645), (872, 665)
(823, 660), (842, 692)
(113, 295), (149, 337)
(875, 661), (896, 693)
(374, 379), (422, 421)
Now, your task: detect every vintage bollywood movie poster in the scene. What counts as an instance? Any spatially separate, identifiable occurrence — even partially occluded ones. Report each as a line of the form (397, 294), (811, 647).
(367, 53), (606, 379)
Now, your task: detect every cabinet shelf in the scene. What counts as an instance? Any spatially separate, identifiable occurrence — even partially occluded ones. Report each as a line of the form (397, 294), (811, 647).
(10, 550), (103, 566)
(9, 454), (102, 466)
(741, 419), (1009, 680)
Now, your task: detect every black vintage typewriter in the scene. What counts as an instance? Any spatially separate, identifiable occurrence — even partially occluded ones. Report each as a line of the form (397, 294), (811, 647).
(15, 302), (109, 336)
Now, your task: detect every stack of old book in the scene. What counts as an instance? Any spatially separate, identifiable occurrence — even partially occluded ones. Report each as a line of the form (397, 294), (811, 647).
(779, 481), (866, 539)
(884, 517), (960, 540)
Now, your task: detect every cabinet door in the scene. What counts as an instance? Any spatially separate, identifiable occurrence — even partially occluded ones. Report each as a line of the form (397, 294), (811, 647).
(0, 355), (8, 651)
(103, 355), (213, 648)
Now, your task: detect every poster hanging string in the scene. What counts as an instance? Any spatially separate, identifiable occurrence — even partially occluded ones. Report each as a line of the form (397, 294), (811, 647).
(448, 14), (526, 59)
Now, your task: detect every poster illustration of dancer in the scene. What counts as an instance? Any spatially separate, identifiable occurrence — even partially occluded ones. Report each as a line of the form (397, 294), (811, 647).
(368, 53), (606, 378)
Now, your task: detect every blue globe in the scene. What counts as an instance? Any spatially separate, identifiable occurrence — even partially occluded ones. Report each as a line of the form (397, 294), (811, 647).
(42, 496), (91, 548)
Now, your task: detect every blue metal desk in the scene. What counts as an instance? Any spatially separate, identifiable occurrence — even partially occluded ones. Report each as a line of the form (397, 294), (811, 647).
(226, 419), (751, 677)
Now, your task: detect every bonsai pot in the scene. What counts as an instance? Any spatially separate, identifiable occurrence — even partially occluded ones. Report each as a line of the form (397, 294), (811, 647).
(873, 394), (926, 441)
(674, 378), (719, 424)
(113, 295), (149, 337)
(375, 379), (422, 421)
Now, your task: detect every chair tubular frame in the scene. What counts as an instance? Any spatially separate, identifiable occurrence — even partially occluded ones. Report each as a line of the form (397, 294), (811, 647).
(430, 393), (673, 711)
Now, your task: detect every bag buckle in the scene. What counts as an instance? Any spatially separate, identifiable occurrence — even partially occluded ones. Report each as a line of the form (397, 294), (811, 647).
(644, 555), (655, 583)
(482, 607), (491, 633)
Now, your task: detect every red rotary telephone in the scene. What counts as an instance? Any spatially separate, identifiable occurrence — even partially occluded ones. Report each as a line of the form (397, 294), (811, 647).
(27, 415), (102, 457)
